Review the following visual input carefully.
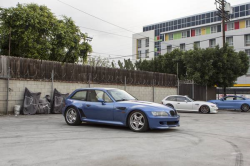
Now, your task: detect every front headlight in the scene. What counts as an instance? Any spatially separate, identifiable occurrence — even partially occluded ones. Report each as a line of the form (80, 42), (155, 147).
(210, 104), (217, 107)
(151, 111), (169, 116)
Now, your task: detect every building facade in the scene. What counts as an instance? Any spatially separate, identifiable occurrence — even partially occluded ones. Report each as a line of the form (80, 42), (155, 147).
(132, 2), (250, 85)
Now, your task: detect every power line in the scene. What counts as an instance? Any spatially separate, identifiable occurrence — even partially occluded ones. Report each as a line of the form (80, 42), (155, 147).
(90, 34), (248, 60)
(57, 0), (179, 47)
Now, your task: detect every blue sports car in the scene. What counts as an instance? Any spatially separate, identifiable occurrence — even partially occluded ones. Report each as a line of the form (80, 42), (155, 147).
(62, 88), (180, 132)
(208, 95), (250, 112)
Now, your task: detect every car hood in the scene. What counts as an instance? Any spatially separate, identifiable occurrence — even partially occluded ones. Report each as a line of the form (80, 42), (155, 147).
(116, 100), (169, 110)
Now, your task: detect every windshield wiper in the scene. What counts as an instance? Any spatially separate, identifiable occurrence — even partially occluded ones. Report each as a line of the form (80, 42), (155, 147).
(116, 99), (127, 102)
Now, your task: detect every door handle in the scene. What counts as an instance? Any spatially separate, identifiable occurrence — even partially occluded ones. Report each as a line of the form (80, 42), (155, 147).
(177, 103), (180, 104)
(86, 104), (91, 107)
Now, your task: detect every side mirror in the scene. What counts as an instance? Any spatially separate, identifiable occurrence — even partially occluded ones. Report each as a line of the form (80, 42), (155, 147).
(98, 98), (106, 105)
(185, 100), (187, 103)
(220, 98), (224, 101)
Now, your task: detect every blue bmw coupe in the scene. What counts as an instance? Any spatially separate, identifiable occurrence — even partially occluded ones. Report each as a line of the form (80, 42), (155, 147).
(62, 88), (180, 132)
(208, 95), (250, 112)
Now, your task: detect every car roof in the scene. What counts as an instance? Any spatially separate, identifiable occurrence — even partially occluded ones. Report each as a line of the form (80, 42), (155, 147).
(75, 87), (118, 91)
(224, 95), (244, 98)
(166, 95), (189, 97)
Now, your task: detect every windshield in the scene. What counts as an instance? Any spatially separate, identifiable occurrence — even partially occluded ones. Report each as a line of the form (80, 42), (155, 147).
(186, 96), (194, 102)
(107, 89), (136, 101)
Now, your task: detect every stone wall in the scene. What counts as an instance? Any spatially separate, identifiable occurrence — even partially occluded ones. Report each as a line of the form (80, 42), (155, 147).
(0, 79), (177, 114)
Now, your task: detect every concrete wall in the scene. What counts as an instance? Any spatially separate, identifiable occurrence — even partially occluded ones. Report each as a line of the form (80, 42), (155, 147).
(0, 79), (177, 114)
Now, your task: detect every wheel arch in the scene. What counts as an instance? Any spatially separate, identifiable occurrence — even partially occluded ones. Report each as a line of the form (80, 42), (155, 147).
(64, 105), (84, 119)
(125, 109), (148, 127)
(199, 104), (210, 112)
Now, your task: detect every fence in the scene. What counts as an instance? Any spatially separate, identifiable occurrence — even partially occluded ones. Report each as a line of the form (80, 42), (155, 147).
(179, 80), (216, 101)
(0, 55), (177, 87)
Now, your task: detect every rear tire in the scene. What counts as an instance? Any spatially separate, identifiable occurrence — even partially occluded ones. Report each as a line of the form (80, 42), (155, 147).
(241, 104), (249, 112)
(65, 107), (81, 125)
(128, 111), (148, 132)
(200, 105), (210, 114)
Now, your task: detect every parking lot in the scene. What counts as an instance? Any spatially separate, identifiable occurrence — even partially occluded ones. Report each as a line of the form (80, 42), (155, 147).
(0, 110), (250, 166)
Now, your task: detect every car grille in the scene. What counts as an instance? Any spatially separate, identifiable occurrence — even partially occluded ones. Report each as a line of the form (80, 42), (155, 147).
(170, 110), (177, 116)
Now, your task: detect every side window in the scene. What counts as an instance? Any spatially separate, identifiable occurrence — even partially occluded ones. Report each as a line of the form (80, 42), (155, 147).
(87, 90), (113, 103)
(71, 91), (87, 101)
(166, 96), (176, 101)
(88, 90), (103, 102)
(225, 97), (234, 101)
(177, 97), (186, 102)
(104, 93), (113, 103)
(236, 97), (244, 100)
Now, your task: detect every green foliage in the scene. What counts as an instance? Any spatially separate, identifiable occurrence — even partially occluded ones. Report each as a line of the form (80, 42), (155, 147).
(0, 3), (92, 63)
(136, 45), (249, 88)
(118, 59), (135, 70)
(135, 49), (186, 79)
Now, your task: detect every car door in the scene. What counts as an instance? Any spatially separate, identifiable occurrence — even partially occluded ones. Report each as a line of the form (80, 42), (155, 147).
(84, 90), (114, 121)
(175, 96), (193, 111)
(219, 96), (235, 109)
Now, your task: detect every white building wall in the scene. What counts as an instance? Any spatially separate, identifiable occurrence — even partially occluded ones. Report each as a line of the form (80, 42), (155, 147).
(132, 30), (155, 63)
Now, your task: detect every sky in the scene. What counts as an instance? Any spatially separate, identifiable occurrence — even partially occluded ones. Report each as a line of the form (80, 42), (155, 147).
(1, 0), (250, 62)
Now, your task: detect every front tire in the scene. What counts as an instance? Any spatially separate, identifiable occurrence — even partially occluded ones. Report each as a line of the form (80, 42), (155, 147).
(200, 105), (210, 114)
(65, 107), (81, 125)
(128, 111), (148, 132)
(241, 104), (249, 112)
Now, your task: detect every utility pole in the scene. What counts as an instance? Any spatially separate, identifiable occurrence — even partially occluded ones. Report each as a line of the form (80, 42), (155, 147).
(9, 27), (11, 56)
(215, 0), (232, 47)
(215, 0), (232, 96)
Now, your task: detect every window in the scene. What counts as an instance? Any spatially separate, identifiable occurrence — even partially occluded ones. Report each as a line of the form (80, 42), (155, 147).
(169, 34), (173, 40)
(180, 43), (185, 51)
(177, 97), (187, 102)
(245, 35), (250, 46)
(194, 41), (200, 48)
(247, 20), (250, 27)
(195, 29), (201, 36)
(211, 26), (217, 33)
(145, 49), (149, 58)
(87, 90), (113, 102)
(226, 37), (233, 46)
(227, 22), (234, 31)
(138, 51), (141, 59)
(182, 31), (187, 38)
(145, 38), (149, 47)
(138, 39), (141, 48)
(71, 91), (87, 101)
(166, 96), (176, 101)
(209, 39), (216, 48)
(167, 45), (172, 53)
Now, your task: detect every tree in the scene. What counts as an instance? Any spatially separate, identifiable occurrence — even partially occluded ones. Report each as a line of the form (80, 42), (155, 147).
(135, 49), (187, 79)
(0, 3), (92, 63)
(183, 47), (215, 86)
(118, 59), (135, 70)
(211, 45), (249, 95)
(86, 56), (116, 68)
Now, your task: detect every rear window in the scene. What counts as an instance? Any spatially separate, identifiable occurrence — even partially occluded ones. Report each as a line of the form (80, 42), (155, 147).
(71, 91), (87, 101)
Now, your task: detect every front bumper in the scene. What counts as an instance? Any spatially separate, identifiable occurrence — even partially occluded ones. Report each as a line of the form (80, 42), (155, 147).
(210, 107), (218, 114)
(148, 115), (180, 129)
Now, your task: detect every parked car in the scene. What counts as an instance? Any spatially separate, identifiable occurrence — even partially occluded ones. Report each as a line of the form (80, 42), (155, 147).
(162, 95), (218, 114)
(62, 88), (180, 132)
(208, 95), (250, 112)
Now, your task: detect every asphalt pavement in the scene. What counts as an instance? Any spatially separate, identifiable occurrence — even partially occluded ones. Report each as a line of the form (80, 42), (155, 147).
(0, 110), (249, 166)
